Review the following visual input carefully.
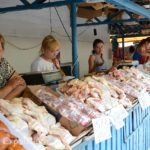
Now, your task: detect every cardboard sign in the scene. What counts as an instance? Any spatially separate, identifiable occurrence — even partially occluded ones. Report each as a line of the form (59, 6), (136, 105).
(138, 91), (150, 110)
(109, 104), (128, 130)
(92, 116), (111, 144)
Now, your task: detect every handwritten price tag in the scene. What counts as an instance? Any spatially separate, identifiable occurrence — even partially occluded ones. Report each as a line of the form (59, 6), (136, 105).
(92, 116), (111, 144)
(138, 91), (150, 110)
(109, 104), (128, 130)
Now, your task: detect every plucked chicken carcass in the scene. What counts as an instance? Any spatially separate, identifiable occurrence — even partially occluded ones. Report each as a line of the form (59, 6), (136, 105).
(7, 115), (32, 138)
(106, 67), (150, 98)
(22, 98), (56, 135)
(122, 67), (150, 91)
(84, 77), (114, 106)
(0, 98), (75, 150)
(60, 79), (90, 102)
(36, 89), (103, 126)
(49, 123), (75, 150)
(91, 76), (132, 108)
(0, 99), (26, 119)
(59, 76), (131, 112)
(144, 61), (150, 72)
(84, 76), (132, 110)
(0, 98), (56, 137)
(105, 75), (140, 98)
(31, 123), (75, 150)
(39, 134), (66, 150)
(36, 89), (62, 111)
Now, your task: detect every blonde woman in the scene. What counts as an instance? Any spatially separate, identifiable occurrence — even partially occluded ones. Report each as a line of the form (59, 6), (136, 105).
(0, 34), (26, 100)
(31, 35), (64, 75)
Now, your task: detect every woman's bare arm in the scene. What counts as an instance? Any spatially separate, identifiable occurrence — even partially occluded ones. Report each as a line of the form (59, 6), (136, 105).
(89, 55), (96, 73)
(0, 83), (13, 99)
(0, 72), (26, 100)
(4, 83), (26, 100)
(53, 59), (65, 76)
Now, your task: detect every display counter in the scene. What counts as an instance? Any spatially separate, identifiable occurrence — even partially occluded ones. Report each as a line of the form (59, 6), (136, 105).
(1, 66), (149, 150)
(73, 102), (150, 150)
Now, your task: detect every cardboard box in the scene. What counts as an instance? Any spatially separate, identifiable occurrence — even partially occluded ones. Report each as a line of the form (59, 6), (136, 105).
(76, 2), (118, 19)
(77, 7), (102, 19)
(104, 3), (116, 9)
(109, 10), (123, 21)
(77, 2), (104, 10)
(59, 117), (89, 136)
(76, 2), (103, 19)
(22, 85), (90, 136)
(77, 2), (116, 10)
(22, 85), (60, 117)
(22, 85), (59, 105)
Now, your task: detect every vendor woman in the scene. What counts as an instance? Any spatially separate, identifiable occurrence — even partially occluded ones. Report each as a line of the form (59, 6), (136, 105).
(31, 35), (65, 76)
(0, 34), (26, 100)
(88, 39), (107, 73)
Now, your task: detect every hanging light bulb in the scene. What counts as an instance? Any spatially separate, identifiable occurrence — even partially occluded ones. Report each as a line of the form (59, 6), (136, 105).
(93, 28), (97, 36)
(100, 8), (106, 21)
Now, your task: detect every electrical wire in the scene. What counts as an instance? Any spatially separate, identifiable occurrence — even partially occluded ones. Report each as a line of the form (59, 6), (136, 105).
(51, 28), (89, 38)
(48, 1), (90, 38)
(77, 27), (89, 36)
(71, 56), (79, 75)
(52, 6), (81, 76)
(53, 6), (81, 75)
(54, 7), (72, 42)
(6, 40), (41, 50)
(48, 0), (53, 34)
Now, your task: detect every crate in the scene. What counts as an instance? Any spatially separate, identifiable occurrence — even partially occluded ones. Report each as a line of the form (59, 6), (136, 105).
(73, 103), (150, 150)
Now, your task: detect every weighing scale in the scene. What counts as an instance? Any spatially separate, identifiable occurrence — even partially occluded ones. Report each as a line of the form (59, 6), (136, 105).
(117, 60), (139, 69)
(21, 71), (63, 85)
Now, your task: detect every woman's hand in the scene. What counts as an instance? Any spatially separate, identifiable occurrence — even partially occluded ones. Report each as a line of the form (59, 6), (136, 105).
(7, 76), (26, 89)
(96, 61), (104, 67)
(0, 72), (26, 100)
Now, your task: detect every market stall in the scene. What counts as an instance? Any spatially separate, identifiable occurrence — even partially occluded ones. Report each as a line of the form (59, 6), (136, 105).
(0, 1), (150, 150)
(1, 66), (150, 150)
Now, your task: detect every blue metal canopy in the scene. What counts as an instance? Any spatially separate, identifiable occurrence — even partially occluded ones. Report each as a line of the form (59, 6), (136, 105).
(104, 0), (150, 19)
(0, 0), (85, 13)
(0, 0), (149, 19)
(77, 18), (150, 27)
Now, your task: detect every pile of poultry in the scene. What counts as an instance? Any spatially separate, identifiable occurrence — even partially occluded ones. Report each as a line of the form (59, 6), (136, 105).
(59, 74), (132, 113)
(0, 66), (148, 150)
(36, 89), (103, 127)
(60, 67), (150, 107)
(106, 67), (150, 98)
(143, 61), (150, 73)
(0, 98), (75, 150)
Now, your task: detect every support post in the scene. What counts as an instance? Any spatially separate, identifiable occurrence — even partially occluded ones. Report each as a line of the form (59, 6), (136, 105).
(122, 35), (125, 60)
(71, 3), (78, 78)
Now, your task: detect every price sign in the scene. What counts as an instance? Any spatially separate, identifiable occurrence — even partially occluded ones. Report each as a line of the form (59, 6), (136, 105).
(92, 116), (111, 144)
(138, 91), (150, 110)
(109, 104), (128, 130)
